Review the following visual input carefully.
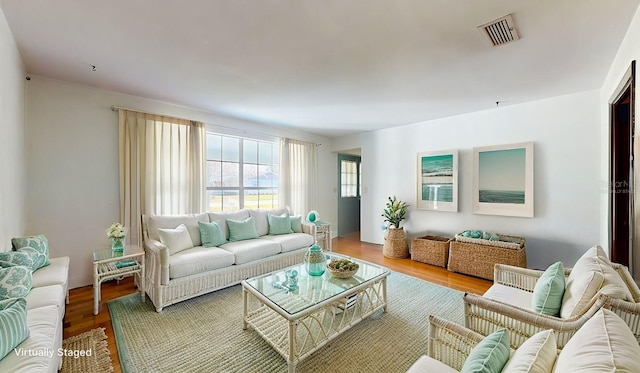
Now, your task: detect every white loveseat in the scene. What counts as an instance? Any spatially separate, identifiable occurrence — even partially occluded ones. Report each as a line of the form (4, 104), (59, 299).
(142, 208), (315, 312)
(0, 254), (70, 373)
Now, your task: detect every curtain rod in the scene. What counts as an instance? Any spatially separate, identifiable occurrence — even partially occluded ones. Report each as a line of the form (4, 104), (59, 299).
(110, 105), (321, 146)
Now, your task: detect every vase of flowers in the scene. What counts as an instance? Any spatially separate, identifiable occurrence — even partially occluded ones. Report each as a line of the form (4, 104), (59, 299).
(107, 222), (127, 253)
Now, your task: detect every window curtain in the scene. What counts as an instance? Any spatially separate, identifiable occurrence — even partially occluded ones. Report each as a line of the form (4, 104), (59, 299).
(118, 109), (206, 245)
(279, 138), (318, 216)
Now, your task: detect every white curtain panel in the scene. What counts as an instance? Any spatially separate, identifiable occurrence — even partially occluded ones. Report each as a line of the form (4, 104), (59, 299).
(118, 109), (205, 245)
(279, 138), (318, 217)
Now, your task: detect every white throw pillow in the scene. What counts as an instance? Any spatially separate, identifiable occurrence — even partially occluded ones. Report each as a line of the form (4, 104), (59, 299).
(158, 224), (194, 255)
(559, 270), (603, 319)
(553, 309), (640, 372)
(502, 329), (557, 373)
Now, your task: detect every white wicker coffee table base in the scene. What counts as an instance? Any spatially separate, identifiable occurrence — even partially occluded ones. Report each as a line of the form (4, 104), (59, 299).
(242, 276), (388, 373)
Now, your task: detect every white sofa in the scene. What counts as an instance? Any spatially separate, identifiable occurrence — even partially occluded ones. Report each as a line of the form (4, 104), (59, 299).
(0, 256), (70, 373)
(142, 208), (315, 312)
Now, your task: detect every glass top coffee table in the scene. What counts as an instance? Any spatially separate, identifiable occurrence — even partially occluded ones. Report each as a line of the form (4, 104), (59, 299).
(241, 254), (390, 373)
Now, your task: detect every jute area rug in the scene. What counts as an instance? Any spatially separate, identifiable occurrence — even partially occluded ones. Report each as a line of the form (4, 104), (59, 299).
(60, 328), (114, 373)
(108, 272), (464, 373)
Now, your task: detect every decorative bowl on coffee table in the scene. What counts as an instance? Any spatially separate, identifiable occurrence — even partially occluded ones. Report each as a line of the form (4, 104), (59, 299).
(326, 259), (359, 278)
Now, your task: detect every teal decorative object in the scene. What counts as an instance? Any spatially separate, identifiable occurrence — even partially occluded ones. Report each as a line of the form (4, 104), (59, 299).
(306, 210), (319, 223)
(482, 231), (491, 240)
(462, 230), (471, 237)
(304, 244), (326, 276)
(470, 230), (482, 239)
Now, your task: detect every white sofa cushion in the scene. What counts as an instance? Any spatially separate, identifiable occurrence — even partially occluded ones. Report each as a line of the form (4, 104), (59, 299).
(406, 355), (458, 373)
(169, 246), (236, 280)
(483, 284), (533, 310)
(553, 309), (640, 372)
(566, 246), (633, 301)
(31, 256), (69, 289)
(158, 224), (194, 255)
(260, 233), (314, 253)
(0, 304), (61, 373)
(503, 329), (557, 373)
(209, 210), (250, 239)
(147, 213), (209, 246)
(220, 239), (281, 265)
(25, 284), (65, 320)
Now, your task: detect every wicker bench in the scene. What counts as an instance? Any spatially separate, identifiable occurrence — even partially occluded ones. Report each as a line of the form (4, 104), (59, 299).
(447, 234), (526, 280)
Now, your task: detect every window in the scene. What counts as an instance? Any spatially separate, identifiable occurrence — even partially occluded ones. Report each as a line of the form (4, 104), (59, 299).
(206, 134), (279, 211)
(341, 159), (359, 197)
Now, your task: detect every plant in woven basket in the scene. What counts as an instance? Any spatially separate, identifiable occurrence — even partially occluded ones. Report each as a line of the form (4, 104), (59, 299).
(382, 196), (409, 228)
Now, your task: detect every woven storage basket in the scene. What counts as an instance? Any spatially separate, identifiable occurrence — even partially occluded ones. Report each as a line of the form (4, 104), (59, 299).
(448, 234), (526, 280)
(383, 228), (409, 258)
(410, 235), (452, 267)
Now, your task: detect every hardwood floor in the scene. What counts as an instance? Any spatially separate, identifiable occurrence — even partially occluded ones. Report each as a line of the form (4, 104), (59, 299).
(64, 235), (492, 372)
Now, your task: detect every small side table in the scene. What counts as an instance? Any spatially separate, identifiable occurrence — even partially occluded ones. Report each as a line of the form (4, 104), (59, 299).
(312, 221), (332, 251)
(92, 246), (145, 315)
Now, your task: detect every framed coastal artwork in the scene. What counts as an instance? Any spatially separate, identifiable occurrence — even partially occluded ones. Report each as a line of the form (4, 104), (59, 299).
(416, 150), (458, 211)
(472, 142), (534, 217)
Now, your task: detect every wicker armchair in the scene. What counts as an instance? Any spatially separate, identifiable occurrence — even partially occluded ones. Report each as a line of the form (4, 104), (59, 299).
(425, 315), (487, 371)
(463, 262), (637, 350)
(600, 271), (640, 343)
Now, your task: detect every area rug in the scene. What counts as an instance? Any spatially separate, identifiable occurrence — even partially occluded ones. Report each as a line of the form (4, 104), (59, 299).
(60, 328), (114, 373)
(108, 272), (464, 373)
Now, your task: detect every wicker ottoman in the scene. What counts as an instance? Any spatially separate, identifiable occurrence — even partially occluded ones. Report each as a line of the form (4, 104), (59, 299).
(410, 235), (452, 267)
(447, 234), (526, 280)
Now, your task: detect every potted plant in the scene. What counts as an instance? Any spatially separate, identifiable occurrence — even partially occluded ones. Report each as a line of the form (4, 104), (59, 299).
(381, 196), (410, 258)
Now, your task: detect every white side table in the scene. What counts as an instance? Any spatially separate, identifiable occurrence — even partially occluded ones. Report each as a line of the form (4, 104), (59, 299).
(92, 246), (145, 315)
(312, 221), (332, 251)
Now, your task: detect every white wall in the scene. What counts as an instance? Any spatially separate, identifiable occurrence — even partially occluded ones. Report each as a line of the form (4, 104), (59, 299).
(333, 90), (601, 270)
(25, 76), (335, 288)
(600, 5), (640, 278)
(0, 7), (26, 250)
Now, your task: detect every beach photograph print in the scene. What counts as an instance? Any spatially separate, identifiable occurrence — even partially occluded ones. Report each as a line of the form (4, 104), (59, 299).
(473, 142), (534, 217)
(416, 150), (458, 211)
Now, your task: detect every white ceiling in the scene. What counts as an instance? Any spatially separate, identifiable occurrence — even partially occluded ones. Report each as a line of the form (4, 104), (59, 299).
(1, 0), (639, 138)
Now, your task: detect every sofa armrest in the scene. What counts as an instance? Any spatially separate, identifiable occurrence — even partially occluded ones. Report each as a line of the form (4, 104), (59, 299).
(428, 314), (485, 371)
(601, 294), (640, 342)
(144, 239), (170, 285)
(301, 221), (314, 235)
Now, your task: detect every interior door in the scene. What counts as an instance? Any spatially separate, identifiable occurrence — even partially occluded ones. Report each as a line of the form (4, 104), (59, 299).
(610, 61), (635, 273)
(337, 154), (361, 236)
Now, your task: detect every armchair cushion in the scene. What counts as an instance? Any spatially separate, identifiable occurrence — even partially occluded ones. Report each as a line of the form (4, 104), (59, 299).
(461, 328), (510, 373)
(560, 270), (603, 318)
(502, 329), (556, 373)
(406, 355), (458, 373)
(158, 224), (194, 255)
(553, 308), (640, 372)
(570, 246), (633, 301)
(531, 262), (565, 316)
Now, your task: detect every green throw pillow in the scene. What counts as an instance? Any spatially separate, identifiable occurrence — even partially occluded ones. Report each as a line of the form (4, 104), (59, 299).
(290, 215), (303, 233)
(268, 214), (294, 235)
(198, 221), (227, 247)
(0, 298), (29, 359)
(227, 216), (259, 242)
(461, 328), (510, 373)
(532, 261), (566, 316)
(0, 266), (32, 300)
(11, 235), (50, 270)
(0, 251), (36, 271)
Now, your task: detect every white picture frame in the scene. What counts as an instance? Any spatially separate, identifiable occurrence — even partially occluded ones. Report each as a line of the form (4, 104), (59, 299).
(416, 149), (458, 212)
(472, 142), (534, 217)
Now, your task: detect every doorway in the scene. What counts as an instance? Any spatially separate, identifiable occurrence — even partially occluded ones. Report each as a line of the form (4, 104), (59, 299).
(609, 61), (635, 271)
(337, 153), (361, 239)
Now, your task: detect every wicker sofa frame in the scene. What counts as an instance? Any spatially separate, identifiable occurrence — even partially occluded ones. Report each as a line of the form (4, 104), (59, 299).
(463, 263), (638, 350)
(141, 213), (314, 312)
(426, 314), (487, 371)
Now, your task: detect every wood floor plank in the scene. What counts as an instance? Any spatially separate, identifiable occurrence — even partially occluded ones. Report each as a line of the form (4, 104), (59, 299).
(63, 235), (492, 372)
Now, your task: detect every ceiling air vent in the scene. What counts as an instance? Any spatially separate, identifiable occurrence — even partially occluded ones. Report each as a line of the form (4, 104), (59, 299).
(478, 14), (520, 46)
